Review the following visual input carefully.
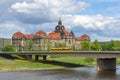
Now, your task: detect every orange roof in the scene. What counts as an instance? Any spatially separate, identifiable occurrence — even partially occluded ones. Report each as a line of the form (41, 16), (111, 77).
(13, 31), (24, 39)
(76, 34), (90, 41)
(24, 34), (35, 39)
(48, 31), (61, 39)
(63, 29), (70, 34)
(47, 29), (71, 39)
(35, 30), (47, 36)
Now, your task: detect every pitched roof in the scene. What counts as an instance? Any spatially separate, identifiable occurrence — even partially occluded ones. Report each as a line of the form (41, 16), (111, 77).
(47, 29), (72, 39)
(63, 29), (71, 34)
(76, 34), (90, 41)
(35, 30), (47, 36)
(24, 34), (35, 39)
(48, 31), (61, 39)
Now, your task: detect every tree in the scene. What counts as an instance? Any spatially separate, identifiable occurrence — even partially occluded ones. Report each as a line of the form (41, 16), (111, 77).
(81, 41), (91, 51)
(23, 40), (34, 51)
(72, 45), (77, 51)
(47, 40), (51, 51)
(91, 39), (101, 51)
(110, 40), (120, 51)
(101, 43), (109, 51)
(101, 40), (120, 51)
(2, 45), (15, 52)
(107, 40), (114, 50)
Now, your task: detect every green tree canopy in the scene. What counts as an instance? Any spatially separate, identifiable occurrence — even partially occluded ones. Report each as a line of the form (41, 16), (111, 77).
(91, 39), (101, 51)
(110, 40), (120, 51)
(101, 43), (109, 51)
(2, 45), (15, 52)
(98, 40), (120, 51)
(81, 41), (91, 51)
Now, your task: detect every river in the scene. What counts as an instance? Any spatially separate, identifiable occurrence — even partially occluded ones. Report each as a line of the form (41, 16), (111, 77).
(0, 66), (120, 80)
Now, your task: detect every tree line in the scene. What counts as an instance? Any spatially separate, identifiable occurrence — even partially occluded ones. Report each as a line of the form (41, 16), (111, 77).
(81, 39), (120, 51)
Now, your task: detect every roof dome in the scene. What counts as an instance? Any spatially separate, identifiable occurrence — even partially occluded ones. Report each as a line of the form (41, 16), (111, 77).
(35, 30), (47, 36)
(12, 31), (24, 39)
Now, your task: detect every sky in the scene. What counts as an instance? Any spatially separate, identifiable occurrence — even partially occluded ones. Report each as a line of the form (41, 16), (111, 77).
(0, 0), (120, 42)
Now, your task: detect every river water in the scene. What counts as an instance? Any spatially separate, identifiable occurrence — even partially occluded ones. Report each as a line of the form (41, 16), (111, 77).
(0, 66), (120, 80)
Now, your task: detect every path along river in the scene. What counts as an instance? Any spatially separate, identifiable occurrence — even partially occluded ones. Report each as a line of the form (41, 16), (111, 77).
(0, 65), (120, 80)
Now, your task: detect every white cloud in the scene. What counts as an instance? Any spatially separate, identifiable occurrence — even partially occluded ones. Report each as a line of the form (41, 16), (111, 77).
(0, 13), (120, 42)
(60, 14), (120, 40)
(11, 0), (90, 14)
(11, 1), (37, 14)
(0, 22), (25, 38)
(72, 14), (116, 30)
(11, 0), (90, 22)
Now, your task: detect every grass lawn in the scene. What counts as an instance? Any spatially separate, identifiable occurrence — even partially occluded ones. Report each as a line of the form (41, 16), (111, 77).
(2, 55), (120, 71)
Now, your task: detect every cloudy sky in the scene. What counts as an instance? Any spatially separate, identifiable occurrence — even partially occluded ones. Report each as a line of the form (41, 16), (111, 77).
(0, 0), (120, 42)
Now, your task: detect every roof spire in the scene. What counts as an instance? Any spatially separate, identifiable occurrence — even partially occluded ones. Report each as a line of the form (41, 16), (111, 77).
(58, 17), (62, 25)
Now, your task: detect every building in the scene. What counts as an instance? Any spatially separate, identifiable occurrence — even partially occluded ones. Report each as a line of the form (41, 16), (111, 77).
(12, 19), (90, 51)
(0, 38), (12, 51)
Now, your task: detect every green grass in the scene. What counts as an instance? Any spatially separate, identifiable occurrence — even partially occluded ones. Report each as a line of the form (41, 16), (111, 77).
(0, 55), (96, 71)
(0, 59), (58, 71)
(117, 58), (120, 64)
(49, 56), (96, 66)
(1, 55), (120, 72)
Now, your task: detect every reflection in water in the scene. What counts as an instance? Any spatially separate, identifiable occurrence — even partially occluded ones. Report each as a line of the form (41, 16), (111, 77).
(0, 66), (120, 80)
(97, 71), (116, 79)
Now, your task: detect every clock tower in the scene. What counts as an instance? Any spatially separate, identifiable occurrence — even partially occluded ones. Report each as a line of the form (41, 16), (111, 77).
(55, 18), (65, 33)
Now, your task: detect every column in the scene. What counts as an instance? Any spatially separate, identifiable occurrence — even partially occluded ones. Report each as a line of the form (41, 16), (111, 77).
(35, 55), (39, 61)
(43, 55), (47, 61)
(97, 58), (116, 71)
(27, 55), (32, 61)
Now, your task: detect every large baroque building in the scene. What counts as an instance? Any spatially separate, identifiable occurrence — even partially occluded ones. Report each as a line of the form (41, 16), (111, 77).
(12, 19), (90, 51)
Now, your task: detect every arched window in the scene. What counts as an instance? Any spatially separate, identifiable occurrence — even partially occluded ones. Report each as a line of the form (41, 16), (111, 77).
(68, 40), (71, 45)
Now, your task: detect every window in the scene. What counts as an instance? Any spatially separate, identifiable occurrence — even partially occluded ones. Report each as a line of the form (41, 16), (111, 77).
(68, 40), (71, 45)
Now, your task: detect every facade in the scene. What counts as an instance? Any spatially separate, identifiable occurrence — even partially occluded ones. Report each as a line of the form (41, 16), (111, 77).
(12, 19), (90, 51)
(0, 38), (12, 51)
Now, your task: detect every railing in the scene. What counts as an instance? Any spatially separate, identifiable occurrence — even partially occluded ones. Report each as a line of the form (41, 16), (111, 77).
(1, 51), (120, 58)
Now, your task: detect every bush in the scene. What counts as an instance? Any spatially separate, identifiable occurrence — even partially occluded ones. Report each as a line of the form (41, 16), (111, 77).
(84, 58), (95, 63)
(2, 45), (15, 52)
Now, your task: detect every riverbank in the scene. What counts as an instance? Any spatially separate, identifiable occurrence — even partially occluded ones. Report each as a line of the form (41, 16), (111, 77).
(1, 55), (120, 72)
(0, 55), (97, 72)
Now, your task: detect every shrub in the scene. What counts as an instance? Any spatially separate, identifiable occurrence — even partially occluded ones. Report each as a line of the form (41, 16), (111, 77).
(84, 58), (95, 63)
(2, 45), (15, 52)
